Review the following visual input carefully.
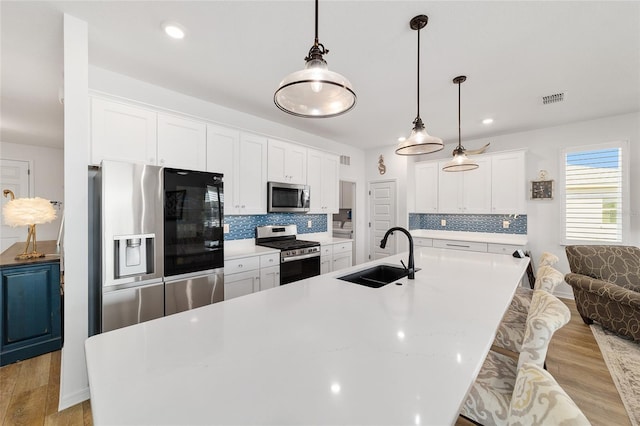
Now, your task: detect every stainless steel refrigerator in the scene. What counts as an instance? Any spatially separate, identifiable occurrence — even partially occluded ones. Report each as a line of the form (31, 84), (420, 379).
(89, 160), (224, 335)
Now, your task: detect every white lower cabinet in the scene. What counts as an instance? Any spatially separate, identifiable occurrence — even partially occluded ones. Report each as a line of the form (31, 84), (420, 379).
(319, 241), (353, 274)
(224, 253), (280, 300)
(413, 237), (433, 247)
(332, 242), (353, 272)
(320, 244), (333, 274)
(224, 270), (259, 300)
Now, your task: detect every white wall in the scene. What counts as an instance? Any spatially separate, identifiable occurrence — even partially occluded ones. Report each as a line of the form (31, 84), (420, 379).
(364, 146), (410, 257)
(394, 111), (640, 298)
(0, 142), (64, 250)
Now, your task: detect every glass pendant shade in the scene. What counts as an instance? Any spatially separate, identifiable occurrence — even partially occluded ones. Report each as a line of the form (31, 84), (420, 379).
(395, 119), (444, 155)
(442, 149), (479, 171)
(274, 59), (356, 118)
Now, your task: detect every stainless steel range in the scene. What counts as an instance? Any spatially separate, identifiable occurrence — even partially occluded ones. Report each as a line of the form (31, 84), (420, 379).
(255, 225), (321, 285)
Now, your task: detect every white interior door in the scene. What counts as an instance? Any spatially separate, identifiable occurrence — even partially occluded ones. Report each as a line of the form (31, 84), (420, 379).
(0, 159), (31, 251)
(369, 180), (396, 260)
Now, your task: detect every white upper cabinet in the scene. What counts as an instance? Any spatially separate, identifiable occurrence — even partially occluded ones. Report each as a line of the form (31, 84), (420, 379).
(268, 139), (307, 184)
(307, 149), (339, 214)
(157, 114), (206, 171)
(207, 125), (267, 215)
(413, 161), (439, 213)
(90, 97), (157, 166)
(491, 151), (526, 214)
(437, 157), (492, 214)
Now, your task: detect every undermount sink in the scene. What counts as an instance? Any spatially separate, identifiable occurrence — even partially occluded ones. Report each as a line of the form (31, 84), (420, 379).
(338, 264), (418, 288)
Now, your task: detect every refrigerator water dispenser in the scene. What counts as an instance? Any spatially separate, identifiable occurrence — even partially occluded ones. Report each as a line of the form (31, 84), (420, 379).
(114, 234), (154, 278)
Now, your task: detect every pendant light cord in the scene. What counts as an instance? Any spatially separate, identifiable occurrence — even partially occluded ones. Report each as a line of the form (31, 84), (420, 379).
(314, 0), (319, 45)
(457, 79), (462, 148)
(416, 28), (420, 120)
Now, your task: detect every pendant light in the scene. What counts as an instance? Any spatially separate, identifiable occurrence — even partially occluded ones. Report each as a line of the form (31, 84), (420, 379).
(395, 15), (443, 156)
(274, 0), (356, 118)
(442, 76), (479, 172)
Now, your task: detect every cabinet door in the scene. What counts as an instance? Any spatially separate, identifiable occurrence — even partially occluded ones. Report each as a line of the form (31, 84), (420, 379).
(320, 257), (332, 274)
(491, 151), (526, 214)
(1, 263), (61, 365)
(322, 154), (339, 213)
(237, 134), (268, 214)
(461, 157), (492, 213)
(259, 266), (280, 291)
(438, 163), (463, 213)
(332, 253), (352, 272)
(207, 125), (239, 215)
(268, 139), (307, 184)
(414, 161), (439, 213)
(307, 149), (324, 213)
(224, 270), (259, 300)
(157, 114), (207, 171)
(90, 97), (157, 165)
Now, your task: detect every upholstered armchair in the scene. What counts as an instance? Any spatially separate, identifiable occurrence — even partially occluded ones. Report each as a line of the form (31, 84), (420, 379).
(565, 245), (640, 342)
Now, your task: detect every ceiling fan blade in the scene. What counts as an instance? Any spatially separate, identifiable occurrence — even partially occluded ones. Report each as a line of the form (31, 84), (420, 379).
(465, 142), (490, 155)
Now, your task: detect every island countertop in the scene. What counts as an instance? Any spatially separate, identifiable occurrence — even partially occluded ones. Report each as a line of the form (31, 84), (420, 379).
(85, 247), (529, 425)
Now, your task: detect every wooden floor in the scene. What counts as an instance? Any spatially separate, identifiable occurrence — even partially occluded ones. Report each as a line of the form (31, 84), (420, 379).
(456, 298), (631, 426)
(0, 351), (91, 426)
(0, 298), (630, 426)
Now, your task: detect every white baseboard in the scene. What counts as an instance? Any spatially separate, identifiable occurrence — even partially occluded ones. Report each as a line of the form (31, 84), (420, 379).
(58, 387), (90, 411)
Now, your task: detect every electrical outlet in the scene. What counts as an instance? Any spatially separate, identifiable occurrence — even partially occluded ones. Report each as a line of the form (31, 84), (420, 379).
(223, 223), (230, 234)
(441, 219), (446, 227)
(502, 220), (510, 229)
(307, 220), (312, 228)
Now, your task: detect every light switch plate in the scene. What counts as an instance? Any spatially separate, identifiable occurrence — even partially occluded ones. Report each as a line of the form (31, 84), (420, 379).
(307, 220), (312, 228)
(441, 219), (446, 227)
(223, 224), (230, 233)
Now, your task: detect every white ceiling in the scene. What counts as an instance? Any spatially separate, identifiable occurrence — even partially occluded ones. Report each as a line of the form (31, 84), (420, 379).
(2, 1), (639, 151)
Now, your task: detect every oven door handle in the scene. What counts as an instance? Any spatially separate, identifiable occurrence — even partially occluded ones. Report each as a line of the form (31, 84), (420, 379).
(282, 253), (320, 263)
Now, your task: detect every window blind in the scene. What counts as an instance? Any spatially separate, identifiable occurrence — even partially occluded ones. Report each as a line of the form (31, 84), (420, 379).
(564, 147), (622, 242)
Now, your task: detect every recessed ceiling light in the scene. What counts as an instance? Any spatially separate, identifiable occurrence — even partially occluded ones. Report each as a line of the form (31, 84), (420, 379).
(162, 21), (185, 39)
(482, 118), (494, 125)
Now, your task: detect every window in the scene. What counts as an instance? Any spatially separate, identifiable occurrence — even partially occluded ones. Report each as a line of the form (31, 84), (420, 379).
(562, 141), (628, 243)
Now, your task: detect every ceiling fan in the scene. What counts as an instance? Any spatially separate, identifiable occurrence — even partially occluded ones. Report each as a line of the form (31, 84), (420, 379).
(460, 142), (491, 156)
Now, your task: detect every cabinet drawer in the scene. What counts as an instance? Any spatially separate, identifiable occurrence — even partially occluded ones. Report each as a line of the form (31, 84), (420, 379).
(260, 253), (280, 268)
(433, 239), (487, 252)
(333, 242), (352, 254)
(320, 244), (333, 257)
(487, 243), (524, 256)
(414, 237), (433, 247)
(225, 256), (260, 274)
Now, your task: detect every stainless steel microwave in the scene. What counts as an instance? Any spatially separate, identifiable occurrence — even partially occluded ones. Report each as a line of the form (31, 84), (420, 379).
(268, 182), (310, 213)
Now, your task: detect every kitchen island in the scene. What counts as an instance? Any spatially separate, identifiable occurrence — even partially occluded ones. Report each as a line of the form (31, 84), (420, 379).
(85, 246), (528, 425)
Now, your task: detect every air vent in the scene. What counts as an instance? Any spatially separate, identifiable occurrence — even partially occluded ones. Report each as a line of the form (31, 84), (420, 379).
(541, 92), (565, 105)
(340, 155), (351, 166)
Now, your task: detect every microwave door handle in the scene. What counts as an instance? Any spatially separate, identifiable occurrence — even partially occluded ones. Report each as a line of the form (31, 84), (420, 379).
(300, 190), (305, 208)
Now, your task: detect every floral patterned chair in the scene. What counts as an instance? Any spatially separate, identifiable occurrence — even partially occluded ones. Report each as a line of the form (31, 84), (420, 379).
(493, 265), (565, 354)
(461, 290), (571, 426)
(565, 245), (640, 342)
(508, 363), (590, 425)
(511, 252), (559, 314)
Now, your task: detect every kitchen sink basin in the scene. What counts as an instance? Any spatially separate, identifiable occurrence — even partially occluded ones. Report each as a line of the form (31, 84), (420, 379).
(338, 264), (418, 288)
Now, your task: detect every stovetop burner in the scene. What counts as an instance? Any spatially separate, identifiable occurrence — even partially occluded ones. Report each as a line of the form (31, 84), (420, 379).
(257, 239), (319, 250)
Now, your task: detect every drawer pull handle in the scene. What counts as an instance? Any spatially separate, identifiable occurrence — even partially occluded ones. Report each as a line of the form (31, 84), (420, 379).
(446, 243), (470, 248)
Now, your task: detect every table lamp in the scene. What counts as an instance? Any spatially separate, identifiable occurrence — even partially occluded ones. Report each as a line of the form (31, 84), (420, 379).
(2, 189), (57, 260)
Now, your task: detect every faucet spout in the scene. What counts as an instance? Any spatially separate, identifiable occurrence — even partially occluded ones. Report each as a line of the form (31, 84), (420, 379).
(379, 226), (415, 279)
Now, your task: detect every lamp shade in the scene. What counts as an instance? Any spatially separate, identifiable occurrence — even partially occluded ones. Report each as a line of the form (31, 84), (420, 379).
(3, 197), (56, 227)
(274, 59), (356, 118)
(442, 151), (479, 172)
(395, 119), (444, 155)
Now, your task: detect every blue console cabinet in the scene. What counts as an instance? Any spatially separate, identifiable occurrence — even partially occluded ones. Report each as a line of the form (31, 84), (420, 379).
(0, 261), (62, 366)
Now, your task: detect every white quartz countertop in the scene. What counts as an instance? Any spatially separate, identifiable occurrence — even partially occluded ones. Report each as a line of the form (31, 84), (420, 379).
(85, 247), (529, 425)
(410, 229), (528, 245)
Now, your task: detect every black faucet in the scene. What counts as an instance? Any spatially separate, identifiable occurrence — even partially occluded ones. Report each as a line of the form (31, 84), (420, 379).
(380, 226), (415, 279)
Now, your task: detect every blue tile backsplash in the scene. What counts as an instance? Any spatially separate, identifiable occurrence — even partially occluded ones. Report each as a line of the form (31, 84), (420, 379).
(409, 213), (527, 234)
(225, 213), (327, 240)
